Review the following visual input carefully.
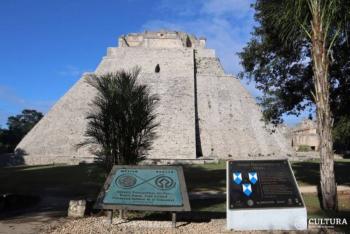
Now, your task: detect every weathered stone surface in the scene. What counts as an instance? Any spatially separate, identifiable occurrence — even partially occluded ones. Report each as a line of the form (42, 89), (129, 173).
(15, 31), (293, 165)
(67, 200), (86, 218)
(291, 119), (319, 151)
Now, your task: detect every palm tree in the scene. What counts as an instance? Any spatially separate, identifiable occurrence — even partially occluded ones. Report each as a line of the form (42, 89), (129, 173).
(267, 0), (350, 210)
(78, 67), (159, 173)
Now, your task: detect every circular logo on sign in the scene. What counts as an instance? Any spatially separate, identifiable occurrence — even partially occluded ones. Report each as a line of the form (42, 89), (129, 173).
(155, 176), (175, 190)
(116, 175), (137, 188)
(247, 199), (254, 207)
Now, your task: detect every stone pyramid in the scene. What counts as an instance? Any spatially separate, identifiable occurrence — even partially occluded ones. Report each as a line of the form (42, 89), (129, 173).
(16, 31), (293, 165)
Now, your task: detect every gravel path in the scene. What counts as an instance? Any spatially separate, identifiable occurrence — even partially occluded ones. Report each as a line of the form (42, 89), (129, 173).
(41, 217), (330, 234)
(42, 217), (229, 234)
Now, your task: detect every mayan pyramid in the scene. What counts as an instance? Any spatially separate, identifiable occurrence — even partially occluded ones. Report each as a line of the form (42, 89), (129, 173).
(16, 31), (293, 165)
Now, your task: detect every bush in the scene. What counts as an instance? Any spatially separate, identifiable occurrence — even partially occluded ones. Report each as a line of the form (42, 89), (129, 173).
(298, 145), (312, 152)
(78, 67), (159, 173)
(333, 116), (350, 153)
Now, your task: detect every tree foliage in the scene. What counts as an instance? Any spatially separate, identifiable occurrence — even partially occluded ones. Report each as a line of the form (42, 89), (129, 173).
(333, 116), (350, 152)
(239, 0), (350, 150)
(239, 0), (350, 210)
(0, 109), (43, 153)
(78, 67), (159, 172)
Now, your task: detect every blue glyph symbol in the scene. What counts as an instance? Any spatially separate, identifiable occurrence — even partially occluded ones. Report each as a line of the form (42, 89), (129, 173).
(248, 172), (258, 184)
(242, 183), (252, 197)
(233, 172), (242, 184)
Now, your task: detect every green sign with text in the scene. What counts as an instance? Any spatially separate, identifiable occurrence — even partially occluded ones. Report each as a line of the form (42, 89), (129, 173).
(104, 168), (182, 206)
(95, 165), (191, 212)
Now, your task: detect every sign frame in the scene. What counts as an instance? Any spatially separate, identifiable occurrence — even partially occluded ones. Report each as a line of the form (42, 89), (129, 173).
(94, 165), (191, 212)
(227, 159), (306, 210)
(226, 159), (307, 230)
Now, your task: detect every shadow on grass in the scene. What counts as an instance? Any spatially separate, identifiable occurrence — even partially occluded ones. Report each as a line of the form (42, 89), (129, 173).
(0, 164), (105, 219)
(342, 152), (350, 159)
(124, 198), (226, 223)
(292, 161), (350, 186)
(0, 164), (105, 198)
(183, 165), (226, 192)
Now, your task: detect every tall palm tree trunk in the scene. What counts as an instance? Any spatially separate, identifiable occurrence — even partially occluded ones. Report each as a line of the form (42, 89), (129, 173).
(310, 1), (337, 210)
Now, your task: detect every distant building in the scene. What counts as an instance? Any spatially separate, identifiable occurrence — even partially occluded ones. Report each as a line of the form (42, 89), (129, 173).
(291, 119), (320, 151)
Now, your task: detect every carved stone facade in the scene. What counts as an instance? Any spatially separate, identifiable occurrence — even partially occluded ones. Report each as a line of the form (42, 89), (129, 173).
(291, 119), (320, 151)
(16, 31), (293, 165)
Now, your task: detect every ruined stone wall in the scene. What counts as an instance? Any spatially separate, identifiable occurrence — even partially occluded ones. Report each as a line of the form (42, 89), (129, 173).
(119, 31), (206, 49)
(292, 134), (319, 151)
(291, 120), (319, 151)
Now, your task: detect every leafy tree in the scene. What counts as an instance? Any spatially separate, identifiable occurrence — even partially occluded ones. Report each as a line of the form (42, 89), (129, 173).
(78, 68), (159, 173)
(0, 109), (43, 153)
(7, 109), (43, 137)
(0, 128), (7, 154)
(333, 116), (350, 152)
(239, 0), (350, 210)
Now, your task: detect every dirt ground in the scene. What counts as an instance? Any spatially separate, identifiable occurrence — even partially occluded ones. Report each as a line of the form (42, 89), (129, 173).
(0, 211), (65, 234)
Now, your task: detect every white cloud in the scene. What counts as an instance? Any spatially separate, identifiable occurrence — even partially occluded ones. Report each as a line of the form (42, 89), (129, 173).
(0, 86), (26, 106)
(142, 13), (255, 74)
(201, 0), (254, 17)
(142, 0), (260, 100)
(0, 85), (54, 126)
(59, 65), (83, 77)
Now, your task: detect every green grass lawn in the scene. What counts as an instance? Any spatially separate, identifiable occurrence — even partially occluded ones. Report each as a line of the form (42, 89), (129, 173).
(1, 159), (349, 223)
(0, 164), (105, 198)
(184, 159), (350, 191)
(1, 159), (350, 196)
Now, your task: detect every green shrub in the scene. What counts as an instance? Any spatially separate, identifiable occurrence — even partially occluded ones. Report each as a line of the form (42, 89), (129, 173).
(298, 145), (312, 152)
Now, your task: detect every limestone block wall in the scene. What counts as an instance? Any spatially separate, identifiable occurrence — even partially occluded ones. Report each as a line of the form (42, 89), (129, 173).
(15, 31), (294, 165)
(16, 73), (97, 165)
(119, 31), (206, 49)
(96, 47), (196, 160)
(195, 49), (293, 159)
(144, 38), (183, 48)
(17, 46), (197, 164)
(292, 134), (320, 151)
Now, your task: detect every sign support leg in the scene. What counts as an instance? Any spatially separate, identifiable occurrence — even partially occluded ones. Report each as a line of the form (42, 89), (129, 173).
(107, 210), (113, 225)
(172, 212), (176, 228)
(119, 209), (124, 219)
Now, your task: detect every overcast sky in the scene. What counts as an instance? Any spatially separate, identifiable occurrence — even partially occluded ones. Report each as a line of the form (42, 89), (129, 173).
(0, 0), (310, 127)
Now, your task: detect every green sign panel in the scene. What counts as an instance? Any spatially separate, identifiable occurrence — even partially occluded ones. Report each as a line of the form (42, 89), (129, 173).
(103, 168), (182, 206)
(95, 166), (191, 212)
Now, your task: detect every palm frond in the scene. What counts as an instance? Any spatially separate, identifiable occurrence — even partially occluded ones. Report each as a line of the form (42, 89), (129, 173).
(78, 67), (159, 172)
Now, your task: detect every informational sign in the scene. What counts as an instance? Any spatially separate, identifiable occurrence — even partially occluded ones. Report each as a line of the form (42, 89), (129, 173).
(95, 165), (191, 212)
(228, 160), (304, 209)
(226, 159), (307, 230)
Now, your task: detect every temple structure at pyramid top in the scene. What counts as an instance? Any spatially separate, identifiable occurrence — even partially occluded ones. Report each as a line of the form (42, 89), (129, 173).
(118, 31), (206, 48)
(16, 31), (294, 165)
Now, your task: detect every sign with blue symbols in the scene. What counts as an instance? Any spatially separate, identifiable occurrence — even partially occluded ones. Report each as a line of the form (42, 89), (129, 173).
(233, 172), (242, 184)
(95, 165), (191, 212)
(248, 172), (258, 184)
(242, 183), (252, 197)
(228, 160), (304, 209)
(226, 160), (307, 230)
